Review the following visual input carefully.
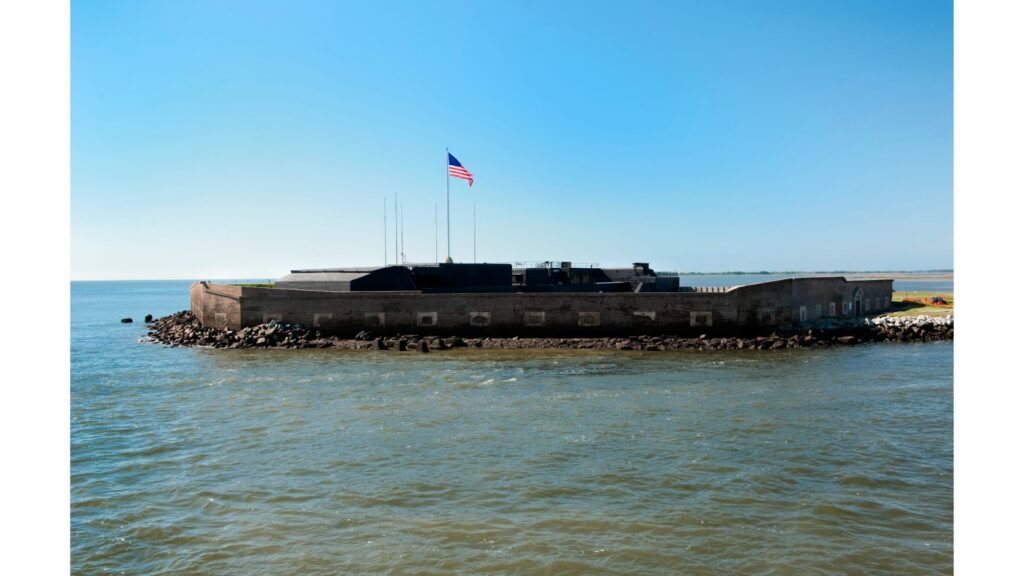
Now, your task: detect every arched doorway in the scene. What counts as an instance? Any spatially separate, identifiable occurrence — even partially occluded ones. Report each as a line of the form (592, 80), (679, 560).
(853, 288), (863, 316)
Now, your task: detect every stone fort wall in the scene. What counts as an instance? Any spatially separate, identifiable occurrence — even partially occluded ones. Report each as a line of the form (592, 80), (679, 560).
(191, 277), (893, 336)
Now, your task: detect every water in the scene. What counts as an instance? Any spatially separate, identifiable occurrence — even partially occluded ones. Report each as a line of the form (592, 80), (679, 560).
(72, 281), (953, 574)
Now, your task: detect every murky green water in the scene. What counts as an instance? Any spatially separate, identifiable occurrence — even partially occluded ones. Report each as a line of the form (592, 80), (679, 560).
(72, 282), (952, 574)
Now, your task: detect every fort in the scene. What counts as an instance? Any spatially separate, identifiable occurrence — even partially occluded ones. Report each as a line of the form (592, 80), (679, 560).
(190, 261), (893, 337)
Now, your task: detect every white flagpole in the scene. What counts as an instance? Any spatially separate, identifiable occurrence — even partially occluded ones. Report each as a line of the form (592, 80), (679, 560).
(446, 148), (451, 263)
(434, 202), (438, 265)
(473, 201), (477, 263)
(383, 197), (387, 266)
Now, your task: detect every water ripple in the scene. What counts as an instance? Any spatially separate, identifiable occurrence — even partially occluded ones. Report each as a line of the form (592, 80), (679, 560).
(71, 282), (953, 574)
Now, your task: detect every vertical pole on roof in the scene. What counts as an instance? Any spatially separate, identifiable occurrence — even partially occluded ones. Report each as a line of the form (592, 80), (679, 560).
(473, 201), (477, 263)
(434, 202), (438, 265)
(383, 197), (387, 266)
(394, 191), (398, 268)
(446, 147), (451, 262)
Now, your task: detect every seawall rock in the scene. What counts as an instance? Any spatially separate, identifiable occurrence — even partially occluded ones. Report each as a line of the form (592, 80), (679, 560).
(866, 314), (953, 342)
(144, 312), (952, 351)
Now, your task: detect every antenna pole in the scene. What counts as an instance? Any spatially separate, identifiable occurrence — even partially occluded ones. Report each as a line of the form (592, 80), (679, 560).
(394, 191), (398, 267)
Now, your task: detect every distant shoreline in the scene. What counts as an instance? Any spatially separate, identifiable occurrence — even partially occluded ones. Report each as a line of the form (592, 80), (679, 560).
(71, 271), (955, 283)
(673, 272), (954, 282)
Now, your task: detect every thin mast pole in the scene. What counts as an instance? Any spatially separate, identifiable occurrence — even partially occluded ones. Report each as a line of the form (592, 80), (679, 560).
(446, 147), (451, 262)
(384, 197), (387, 266)
(434, 202), (438, 265)
(473, 201), (476, 263)
(400, 202), (404, 264)
(394, 191), (398, 267)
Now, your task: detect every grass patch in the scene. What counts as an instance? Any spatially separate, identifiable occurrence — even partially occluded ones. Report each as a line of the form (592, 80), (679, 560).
(234, 283), (276, 288)
(888, 291), (954, 317)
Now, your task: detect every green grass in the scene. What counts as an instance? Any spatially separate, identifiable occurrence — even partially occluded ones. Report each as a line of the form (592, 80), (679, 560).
(233, 283), (276, 288)
(887, 291), (954, 317)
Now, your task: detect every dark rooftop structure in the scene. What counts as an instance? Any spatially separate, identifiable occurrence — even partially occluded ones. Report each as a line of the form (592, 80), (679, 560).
(277, 261), (681, 293)
(276, 267), (416, 292)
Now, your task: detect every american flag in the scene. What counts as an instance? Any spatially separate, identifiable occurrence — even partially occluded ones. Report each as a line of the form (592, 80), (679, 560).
(448, 153), (474, 187)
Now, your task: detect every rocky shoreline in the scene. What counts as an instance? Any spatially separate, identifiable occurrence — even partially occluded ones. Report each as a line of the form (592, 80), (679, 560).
(143, 311), (952, 351)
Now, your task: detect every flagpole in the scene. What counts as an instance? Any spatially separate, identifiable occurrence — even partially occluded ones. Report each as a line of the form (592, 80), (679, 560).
(446, 147), (451, 263)
(434, 202), (438, 265)
(473, 201), (477, 263)
(383, 197), (387, 266)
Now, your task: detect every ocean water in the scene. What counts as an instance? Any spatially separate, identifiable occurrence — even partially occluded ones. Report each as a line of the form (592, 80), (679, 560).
(71, 281), (953, 574)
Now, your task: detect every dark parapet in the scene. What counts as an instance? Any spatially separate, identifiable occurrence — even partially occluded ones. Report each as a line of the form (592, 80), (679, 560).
(278, 266), (417, 292)
(410, 263), (512, 292)
(353, 266), (418, 291)
(595, 281), (632, 292)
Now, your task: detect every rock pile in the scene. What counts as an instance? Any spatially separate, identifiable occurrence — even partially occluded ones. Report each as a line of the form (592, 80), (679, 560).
(143, 312), (952, 351)
(867, 314), (953, 342)
(145, 312), (334, 349)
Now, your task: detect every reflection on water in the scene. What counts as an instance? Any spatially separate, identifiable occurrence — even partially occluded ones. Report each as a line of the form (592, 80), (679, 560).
(71, 282), (953, 574)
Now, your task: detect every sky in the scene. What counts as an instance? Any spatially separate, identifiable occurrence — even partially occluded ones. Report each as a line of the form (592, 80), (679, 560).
(71, 0), (952, 280)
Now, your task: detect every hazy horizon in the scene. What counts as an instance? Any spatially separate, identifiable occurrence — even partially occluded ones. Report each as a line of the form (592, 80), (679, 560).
(70, 268), (954, 283)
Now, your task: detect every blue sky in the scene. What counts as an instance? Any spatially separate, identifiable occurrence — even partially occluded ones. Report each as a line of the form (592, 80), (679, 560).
(72, 0), (952, 279)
